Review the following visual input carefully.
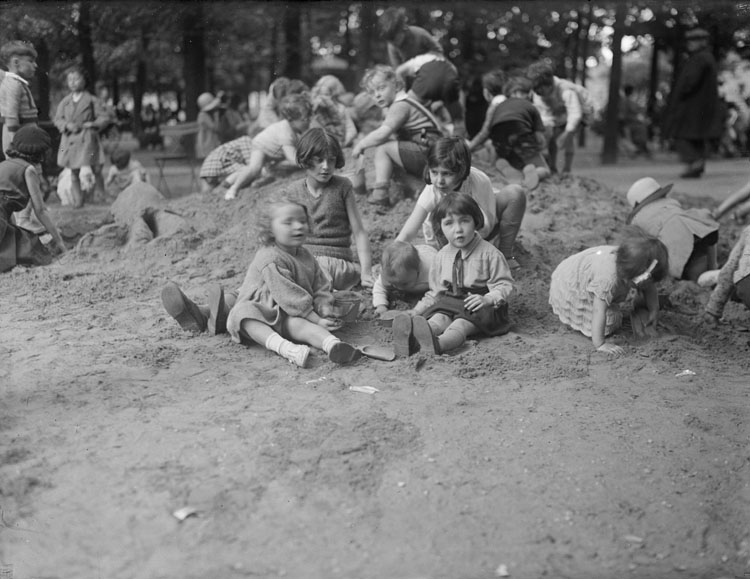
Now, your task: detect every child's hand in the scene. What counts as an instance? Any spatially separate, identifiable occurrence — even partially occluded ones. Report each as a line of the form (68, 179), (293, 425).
(351, 143), (365, 158)
(318, 317), (343, 331)
(360, 272), (374, 289)
(701, 311), (720, 327)
(463, 294), (490, 312)
(595, 342), (624, 358)
(375, 305), (389, 316)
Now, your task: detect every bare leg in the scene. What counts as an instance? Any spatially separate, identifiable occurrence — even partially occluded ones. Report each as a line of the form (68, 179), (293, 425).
(494, 184), (527, 263)
(93, 167), (106, 201)
(70, 169), (84, 208)
(224, 149), (266, 200)
(369, 142), (402, 205)
(436, 318), (477, 353)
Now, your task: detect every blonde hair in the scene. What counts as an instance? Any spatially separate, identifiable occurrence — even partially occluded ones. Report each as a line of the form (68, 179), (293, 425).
(313, 75), (346, 99)
(256, 194), (310, 246)
(360, 65), (404, 93)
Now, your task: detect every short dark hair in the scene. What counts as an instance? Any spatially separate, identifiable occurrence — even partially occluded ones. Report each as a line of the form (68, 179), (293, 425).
(382, 241), (421, 283)
(526, 61), (555, 91)
(504, 76), (533, 97)
(111, 149), (131, 170)
(295, 128), (345, 170)
(430, 192), (485, 244)
(616, 226), (669, 282)
(0, 41), (37, 65)
(482, 70), (506, 97)
(424, 137), (472, 186)
(379, 7), (408, 41)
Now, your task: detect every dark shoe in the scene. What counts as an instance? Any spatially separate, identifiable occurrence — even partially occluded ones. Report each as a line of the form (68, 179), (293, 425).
(161, 282), (207, 333)
(328, 341), (362, 364)
(411, 315), (440, 355)
(392, 313), (413, 358)
(207, 284), (228, 335)
(680, 167), (703, 179)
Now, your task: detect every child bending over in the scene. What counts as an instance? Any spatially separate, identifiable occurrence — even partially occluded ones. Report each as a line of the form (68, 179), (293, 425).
(392, 193), (514, 357)
(372, 240), (436, 315)
(549, 227), (669, 357)
(471, 76), (550, 190)
(105, 149), (149, 198)
(396, 136), (526, 268)
(626, 177), (718, 281)
(223, 93), (312, 200)
(526, 61), (584, 175)
(467, 70), (507, 155)
(702, 225), (750, 324)
(0, 125), (66, 272)
(351, 65), (446, 207)
(311, 75), (357, 147)
(284, 128), (373, 290)
(379, 7), (464, 136)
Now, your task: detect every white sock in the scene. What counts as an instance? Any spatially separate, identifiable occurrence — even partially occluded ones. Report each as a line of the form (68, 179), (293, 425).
(321, 335), (340, 354)
(265, 332), (288, 355)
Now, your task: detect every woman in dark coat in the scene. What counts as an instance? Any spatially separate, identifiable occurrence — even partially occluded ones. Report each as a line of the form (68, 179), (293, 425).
(663, 28), (723, 179)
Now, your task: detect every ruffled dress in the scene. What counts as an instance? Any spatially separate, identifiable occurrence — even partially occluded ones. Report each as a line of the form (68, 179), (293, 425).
(549, 246), (629, 337)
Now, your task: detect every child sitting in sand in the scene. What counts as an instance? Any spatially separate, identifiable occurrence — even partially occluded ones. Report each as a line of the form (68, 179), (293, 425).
(223, 93), (312, 200)
(105, 149), (149, 198)
(396, 136), (526, 268)
(392, 193), (514, 357)
(162, 194), (361, 368)
(372, 240), (436, 315)
(351, 65), (447, 206)
(702, 224), (750, 323)
(625, 177), (718, 281)
(283, 128), (373, 290)
(226, 194), (360, 367)
(549, 227), (669, 357)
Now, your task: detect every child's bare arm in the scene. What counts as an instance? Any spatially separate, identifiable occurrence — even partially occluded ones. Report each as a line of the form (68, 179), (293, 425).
(25, 166), (66, 251)
(345, 192), (373, 286)
(712, 179), (750, 219)
(592, 297), (623, 356)
(351, 124), (394, 158)
(396, 204), (429, 243)
(468, 99), (501, 151)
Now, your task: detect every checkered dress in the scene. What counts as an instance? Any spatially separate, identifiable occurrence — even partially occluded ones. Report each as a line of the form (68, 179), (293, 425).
(199, 135), (254, 180)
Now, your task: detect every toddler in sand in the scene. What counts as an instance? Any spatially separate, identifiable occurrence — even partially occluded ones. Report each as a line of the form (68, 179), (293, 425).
(392, 193), (514, 357)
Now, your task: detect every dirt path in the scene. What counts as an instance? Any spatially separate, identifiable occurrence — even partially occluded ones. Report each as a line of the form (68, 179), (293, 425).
(1, 161), (749, 579)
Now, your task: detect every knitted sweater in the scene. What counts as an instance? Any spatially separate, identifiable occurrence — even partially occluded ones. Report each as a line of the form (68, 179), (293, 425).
(285, 176), (354, 262)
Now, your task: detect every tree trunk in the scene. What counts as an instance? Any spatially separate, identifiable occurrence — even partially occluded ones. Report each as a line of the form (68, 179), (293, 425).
(182, 4), (206, 122)
(570, 9), (582, 80)
(111, 74), (120, 109)
(78, 0), (97, 88)
(577, 2), (591, 147)
(282, 4), (302, 79)
(35, 38), (51, 121)
(602, 2), (626, 164)
(647, 36), (660, 138)
(357, 2), (376, 78)
(132, 40), (147, 139)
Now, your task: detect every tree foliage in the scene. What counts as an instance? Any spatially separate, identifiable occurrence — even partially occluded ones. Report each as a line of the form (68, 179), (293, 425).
(1, 0), (749, 126)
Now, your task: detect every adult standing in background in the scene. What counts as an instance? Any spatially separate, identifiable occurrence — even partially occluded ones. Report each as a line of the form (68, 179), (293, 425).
(663, 28), (722, 179)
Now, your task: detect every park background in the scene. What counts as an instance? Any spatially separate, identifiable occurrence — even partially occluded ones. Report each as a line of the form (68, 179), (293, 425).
(2, 2), (750, 579)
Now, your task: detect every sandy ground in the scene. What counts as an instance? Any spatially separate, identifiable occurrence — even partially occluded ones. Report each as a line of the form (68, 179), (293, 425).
(1, 150), (749, 579)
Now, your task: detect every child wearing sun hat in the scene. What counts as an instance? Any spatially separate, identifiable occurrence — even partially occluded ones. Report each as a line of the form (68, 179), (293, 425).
(625, 176), (719, 281)
(195, 91), (223, 160)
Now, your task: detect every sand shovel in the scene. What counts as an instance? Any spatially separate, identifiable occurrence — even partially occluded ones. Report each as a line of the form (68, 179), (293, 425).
(356, 344), (396, 362)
